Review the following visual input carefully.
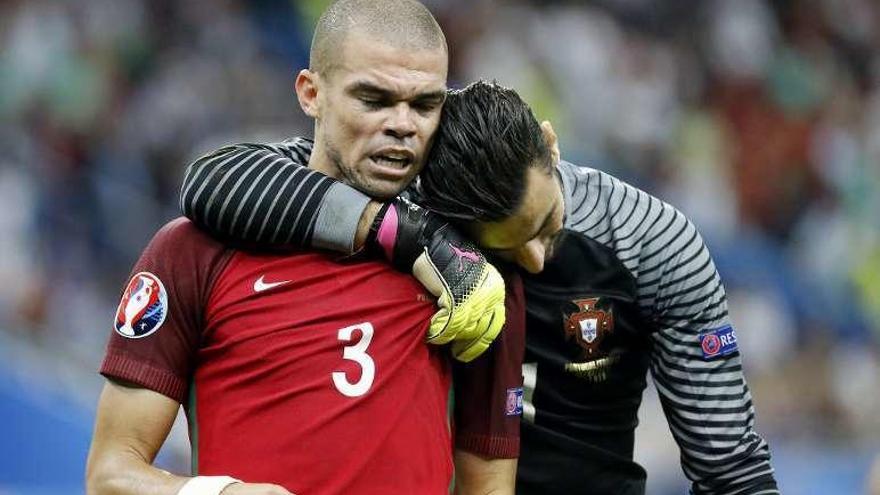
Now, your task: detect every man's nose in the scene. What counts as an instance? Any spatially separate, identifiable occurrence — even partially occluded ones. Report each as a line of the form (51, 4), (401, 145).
(384, 103), (417, 138)
(516, 240), (546, 274)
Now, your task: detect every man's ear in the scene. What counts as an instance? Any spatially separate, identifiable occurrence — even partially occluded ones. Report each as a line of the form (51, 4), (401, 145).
(295, 69), (320, 118)
(541, 121), (560, 164)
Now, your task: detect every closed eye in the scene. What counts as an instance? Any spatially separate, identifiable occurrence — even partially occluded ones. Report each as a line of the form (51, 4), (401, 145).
(412, 100), (441, 114)
(360, 97), (387, 109)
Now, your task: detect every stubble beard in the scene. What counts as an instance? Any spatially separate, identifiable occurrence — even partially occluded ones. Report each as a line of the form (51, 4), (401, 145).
(326, 139), (402, 200)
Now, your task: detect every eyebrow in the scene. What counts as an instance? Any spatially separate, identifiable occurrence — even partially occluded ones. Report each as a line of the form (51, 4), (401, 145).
(347, 81), (446, 103)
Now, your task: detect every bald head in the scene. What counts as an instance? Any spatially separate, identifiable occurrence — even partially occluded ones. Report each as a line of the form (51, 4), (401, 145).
(310, 0), (447, 78)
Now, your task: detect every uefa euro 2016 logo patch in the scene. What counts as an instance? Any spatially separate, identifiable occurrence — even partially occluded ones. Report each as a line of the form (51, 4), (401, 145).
(114, 272), (168, 339)
(699, 324), (738, 359)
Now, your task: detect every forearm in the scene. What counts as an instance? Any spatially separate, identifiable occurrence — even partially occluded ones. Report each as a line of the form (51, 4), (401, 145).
(453, 450), (516, 495)
(180, 140), (369, 253)
(86, 381), (193, 495)
(87, 450), (189, 495)
(312, 182), (373, 253)
(651, 349), (778, 493)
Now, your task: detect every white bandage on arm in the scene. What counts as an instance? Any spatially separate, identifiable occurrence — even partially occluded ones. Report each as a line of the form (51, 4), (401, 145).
(177, 476), (242, 495)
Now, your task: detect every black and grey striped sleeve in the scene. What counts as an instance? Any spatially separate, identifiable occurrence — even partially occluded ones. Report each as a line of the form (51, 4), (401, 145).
(562, 162), (779, 494)
(642, 212), (777, 494)
(179, 137), (371, 253)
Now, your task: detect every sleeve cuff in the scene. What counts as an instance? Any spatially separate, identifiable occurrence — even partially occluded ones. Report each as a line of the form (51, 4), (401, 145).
(100, 353), (188, 403)
(312, 182), (372, 254)
(456, 433), (520, 459)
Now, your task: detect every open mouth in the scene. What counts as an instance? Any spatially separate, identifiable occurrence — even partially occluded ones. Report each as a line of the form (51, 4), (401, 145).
(371, 155), (411, 169)
(370, 149), (415, 170)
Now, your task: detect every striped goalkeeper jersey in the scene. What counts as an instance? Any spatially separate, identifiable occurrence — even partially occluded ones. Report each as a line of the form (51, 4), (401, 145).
(515, 161), (778, 494)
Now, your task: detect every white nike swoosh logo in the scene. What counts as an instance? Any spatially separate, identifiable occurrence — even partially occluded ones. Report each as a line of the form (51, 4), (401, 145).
(253, 275), (291, 293)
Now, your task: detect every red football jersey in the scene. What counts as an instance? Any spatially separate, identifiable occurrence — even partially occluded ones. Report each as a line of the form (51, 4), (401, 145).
(102, 219), (454, 493)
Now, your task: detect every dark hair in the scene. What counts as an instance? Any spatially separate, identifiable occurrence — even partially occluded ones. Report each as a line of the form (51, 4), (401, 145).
(417, 80), (551, 222)
(311, 0), (447, 77)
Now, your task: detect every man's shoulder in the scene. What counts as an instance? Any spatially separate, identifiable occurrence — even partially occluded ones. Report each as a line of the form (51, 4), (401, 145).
(143, 217), (231, 265)
(558, 160), (651, 201)
(559, 160), (693, 230)
(154, 217), (219, 246)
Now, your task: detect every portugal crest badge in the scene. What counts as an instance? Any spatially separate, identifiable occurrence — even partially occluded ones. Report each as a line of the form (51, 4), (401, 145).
(563, 297), (617, 382)
(564, 297), (614, 357)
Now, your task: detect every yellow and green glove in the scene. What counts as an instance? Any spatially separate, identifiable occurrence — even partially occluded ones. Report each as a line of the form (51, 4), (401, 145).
(368, 197), (506, 362)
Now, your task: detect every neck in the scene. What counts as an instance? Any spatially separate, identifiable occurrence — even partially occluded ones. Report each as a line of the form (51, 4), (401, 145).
(307, 135), (340, 179)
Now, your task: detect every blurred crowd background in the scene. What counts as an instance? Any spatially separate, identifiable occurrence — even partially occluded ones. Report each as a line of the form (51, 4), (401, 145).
(1, 0), (879, 493)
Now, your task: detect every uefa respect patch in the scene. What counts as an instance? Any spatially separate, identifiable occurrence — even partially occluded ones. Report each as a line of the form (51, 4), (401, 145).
(505, 387), (523, 416)
(699, 324), (738, 360)
(114, 272), (168, 339)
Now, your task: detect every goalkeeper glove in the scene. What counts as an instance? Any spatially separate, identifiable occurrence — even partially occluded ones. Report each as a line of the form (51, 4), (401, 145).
(368, 197), (506, 362)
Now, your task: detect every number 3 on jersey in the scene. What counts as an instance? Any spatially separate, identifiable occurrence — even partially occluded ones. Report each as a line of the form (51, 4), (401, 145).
(332, 322), (375, 397)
